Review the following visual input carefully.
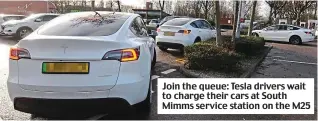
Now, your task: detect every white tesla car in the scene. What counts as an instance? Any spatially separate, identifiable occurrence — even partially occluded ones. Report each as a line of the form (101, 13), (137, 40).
(156, 18), (216, 51)
(252, 24), (315, 45)
(7, 11), (156, 115)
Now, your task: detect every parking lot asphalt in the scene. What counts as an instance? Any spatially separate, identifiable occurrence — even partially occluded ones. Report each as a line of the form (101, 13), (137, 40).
(0, 36), (317, 120)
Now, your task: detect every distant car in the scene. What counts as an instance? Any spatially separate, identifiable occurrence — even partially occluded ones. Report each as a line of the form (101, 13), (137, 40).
(0, 14), (25, 35)
(252, 24), (315, 44)
(1, 13), (60, 39)
(156, 18), (216, 51)
(7, 11), (156, 115)
(157, 16), (189, 27)
(0, 14), (25, 26)
(148, 19), (159, 28)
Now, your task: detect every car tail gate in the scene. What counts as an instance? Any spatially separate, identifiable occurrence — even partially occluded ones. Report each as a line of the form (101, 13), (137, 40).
(15, 37), (125, 92)
(157, 26), (190, 36)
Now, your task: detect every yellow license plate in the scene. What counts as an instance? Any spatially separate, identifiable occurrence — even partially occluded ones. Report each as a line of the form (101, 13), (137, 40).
(164, 32), (175, 36)
(42, 62), (89, 74)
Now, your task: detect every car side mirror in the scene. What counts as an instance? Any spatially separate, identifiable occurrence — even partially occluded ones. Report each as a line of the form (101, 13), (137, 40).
(34, 18), (42, 22)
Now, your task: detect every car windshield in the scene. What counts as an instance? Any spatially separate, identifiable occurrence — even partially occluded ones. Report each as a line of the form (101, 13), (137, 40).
(22, 14), (44, 21)
(163, 18), (191, 26)
(3, 16), (25, 21)
(37, 12), (130, 36)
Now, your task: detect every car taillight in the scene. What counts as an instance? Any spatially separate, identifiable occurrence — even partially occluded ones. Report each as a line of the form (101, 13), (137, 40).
(305, 32), (312, 34)
(178, 30), (191, 34)
(102, 47), (140, 62)
(9, 47), (31, 60)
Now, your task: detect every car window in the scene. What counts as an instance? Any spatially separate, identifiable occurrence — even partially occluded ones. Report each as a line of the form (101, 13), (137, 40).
(287, 25), (300, 30)
(277, 25), (287, 30)
(163, 18), (191, 26)
(190, 22), (198, 28)
(130, 17), (147, 37)
(136, 17), (148, 37)
(266, 25), (277, 30)
(201, 20), (211, 29)
(42, 15), (58, 21)
(37, 12), (130, 36)
(193, 20), (204, 28)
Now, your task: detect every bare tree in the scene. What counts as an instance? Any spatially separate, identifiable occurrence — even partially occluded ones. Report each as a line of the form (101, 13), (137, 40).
(91, 0), (95, 10)
(289, 1), (315, 25)
(202, 1), (213, 19)
(265, 1), (287, 25)
(159, 0), (165, 19)
(232, 1), (239, 42)
(248, 1), (257, 36)
(116, 0), (121, 12)
(215, 0), (222, 47)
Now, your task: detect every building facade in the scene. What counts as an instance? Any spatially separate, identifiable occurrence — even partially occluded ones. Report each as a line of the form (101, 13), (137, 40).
(0, 1), (56, 15)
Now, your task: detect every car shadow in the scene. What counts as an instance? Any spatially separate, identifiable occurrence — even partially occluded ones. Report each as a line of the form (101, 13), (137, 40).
(0, 36), (18, 46)
(266, 40), (317, 47)
(162, 49), (184, 58)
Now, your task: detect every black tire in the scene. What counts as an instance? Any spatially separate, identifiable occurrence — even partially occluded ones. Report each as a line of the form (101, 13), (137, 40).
(16, 27), (33, 40)
(289, 35), (302, 45)
(159, 46), (168, 51)
(134, 74), (152, 113)
(151, 50), (156, 69)
(194, 37), (201, 43)
(252, 33), (259, 37)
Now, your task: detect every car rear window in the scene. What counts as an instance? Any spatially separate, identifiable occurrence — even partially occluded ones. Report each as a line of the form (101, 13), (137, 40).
(37, 12), (130, 36)
(163, 18), (191, 26)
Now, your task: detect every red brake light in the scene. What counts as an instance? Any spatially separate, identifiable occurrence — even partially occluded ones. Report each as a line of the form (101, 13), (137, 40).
(305, 32), (312, 34)
(178, 30), (191, 34)
(102, 47), (140, 62)
(9, 47), (31, 60)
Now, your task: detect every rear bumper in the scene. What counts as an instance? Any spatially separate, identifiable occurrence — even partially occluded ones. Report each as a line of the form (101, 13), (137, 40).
(14, 97), (130, 115)
(156, 36), (193, 47)
(302, 36), (315, 42)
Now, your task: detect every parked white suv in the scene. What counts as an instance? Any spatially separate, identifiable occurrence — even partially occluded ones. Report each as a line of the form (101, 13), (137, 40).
(0, 14), (25, 35)
(1, 13), (60, 39)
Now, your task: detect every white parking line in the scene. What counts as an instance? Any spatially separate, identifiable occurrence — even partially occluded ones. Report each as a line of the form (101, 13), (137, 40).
(161, 69), (176, 74)
(87, 114), (107, 120)
(271, 56), (286, 59)
(273, 59), (317, 65)
(151, 75), (160, 80)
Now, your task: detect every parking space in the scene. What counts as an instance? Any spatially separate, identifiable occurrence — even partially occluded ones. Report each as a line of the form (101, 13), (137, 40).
(0, 35), (317, 120)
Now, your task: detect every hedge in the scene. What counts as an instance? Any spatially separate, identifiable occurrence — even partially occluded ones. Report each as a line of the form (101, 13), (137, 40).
(184, 36), (265, 71)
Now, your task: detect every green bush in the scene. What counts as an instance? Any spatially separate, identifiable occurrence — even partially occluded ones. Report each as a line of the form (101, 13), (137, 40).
(207, 20), (215, 26)
(235, 36), (265, 55)
(184, 41), (242, 71)
(240, 29), (248, 35)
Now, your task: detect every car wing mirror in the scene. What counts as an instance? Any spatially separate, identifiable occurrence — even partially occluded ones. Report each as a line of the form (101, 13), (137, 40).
(34, 18), (42, 22)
